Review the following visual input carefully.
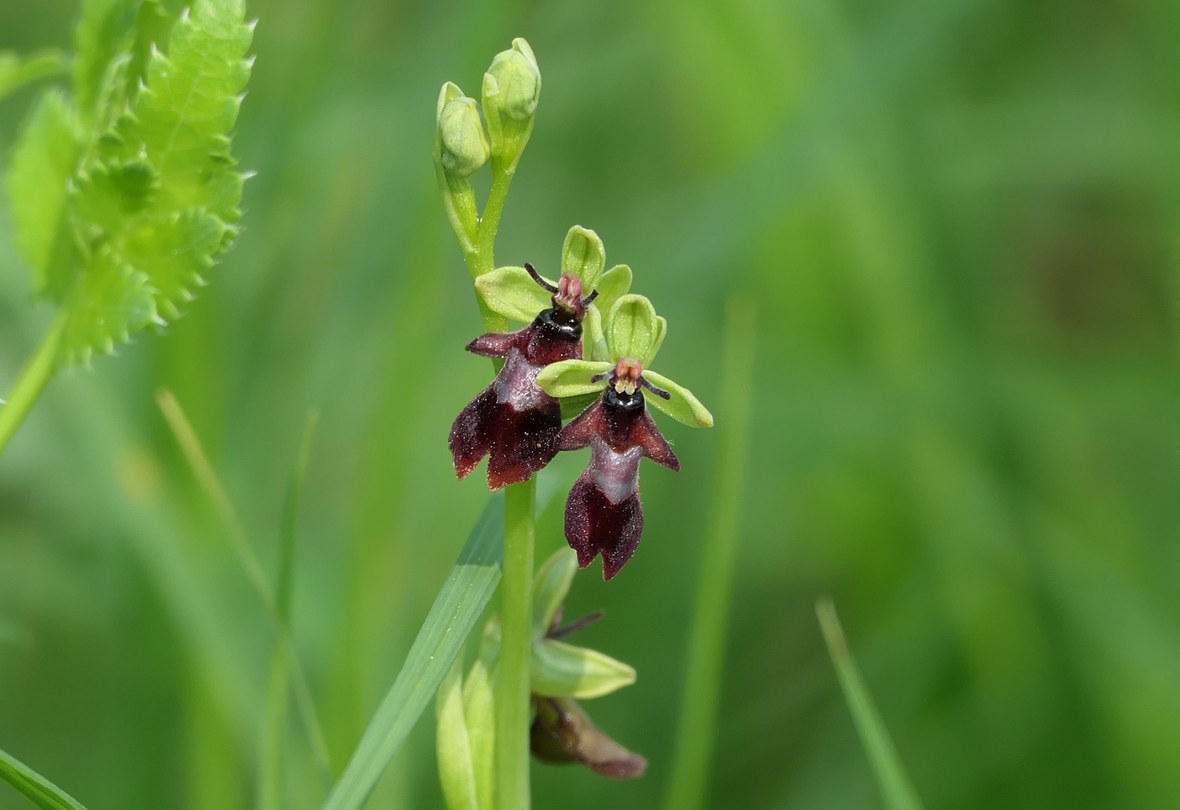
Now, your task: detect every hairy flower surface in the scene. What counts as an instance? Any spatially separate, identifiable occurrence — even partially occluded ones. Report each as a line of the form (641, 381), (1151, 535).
(557, 383), (679, 579)
(537, 294), (713, 578)
(450, 268), (598, 489)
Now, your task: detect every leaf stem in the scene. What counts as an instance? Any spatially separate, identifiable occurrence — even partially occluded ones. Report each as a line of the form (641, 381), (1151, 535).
(0, 312), (65, 460)
(496, 477), (536, 810)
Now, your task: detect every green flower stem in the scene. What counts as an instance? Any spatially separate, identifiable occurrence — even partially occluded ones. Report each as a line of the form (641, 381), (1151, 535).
(497, 477), (536, 810)
(0, 312), (65, 459)
(437, 128), (538, 807)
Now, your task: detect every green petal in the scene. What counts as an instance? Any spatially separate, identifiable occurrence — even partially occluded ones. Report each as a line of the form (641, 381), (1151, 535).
(533, 548), (578, 639)
(606, 294), (660, 365)
(643, 369), (714, 428)
(536, 360), (612, 399)
(561, 225), (605, 291)
(474, 266), (551, 322)
(532, 639), (637, 700)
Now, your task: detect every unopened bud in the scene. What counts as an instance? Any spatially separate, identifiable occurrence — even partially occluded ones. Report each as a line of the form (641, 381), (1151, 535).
(487, 38), (540, 121)
(439, 97), (490, 177)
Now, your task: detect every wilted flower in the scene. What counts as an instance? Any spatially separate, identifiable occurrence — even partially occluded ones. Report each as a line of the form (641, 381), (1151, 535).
(531, 694), (647, 780)
(538, 295), (713, 578)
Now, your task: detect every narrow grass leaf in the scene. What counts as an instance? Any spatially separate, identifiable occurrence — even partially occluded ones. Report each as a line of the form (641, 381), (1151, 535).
(816, 597), (924, 810)
(0, 747), (89, 810)
(258, 411), (320, 810)
(322, 495), (505, 810)
(663, 295), (755, 810)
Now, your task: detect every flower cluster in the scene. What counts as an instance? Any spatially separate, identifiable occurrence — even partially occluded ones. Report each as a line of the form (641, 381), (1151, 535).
(450, 228), (713, 579)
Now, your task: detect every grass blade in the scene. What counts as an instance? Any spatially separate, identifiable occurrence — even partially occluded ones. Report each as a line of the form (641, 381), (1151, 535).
(322, 495), (505, 810)
(816, 597), (924, 810)
(258, 411), (319, 810)
(156, 389), (332, 784)
(663, 295), (757, 810)
(0, 746), (89, 810)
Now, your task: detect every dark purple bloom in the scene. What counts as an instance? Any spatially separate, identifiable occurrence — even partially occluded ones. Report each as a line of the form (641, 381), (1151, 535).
(557, 362), (679, 579)
(450, 267), (597, 490)
(530, 695), (647, 779)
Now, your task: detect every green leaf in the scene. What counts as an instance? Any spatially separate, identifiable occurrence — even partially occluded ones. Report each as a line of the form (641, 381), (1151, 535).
(532, 639), (637, 700)
(536, 359), (612, 400)
(817, 598), (925, 810)
(461, 660), (495, 810)
(561, 225), (605, 291)
(436, 660), (480, 810)
(116, 0), (253, 219)
(6, 89), (82, 298)
(606, 293), (660, 365)
(643, 369), (713, 428)
(71, 159), (157, 237)
(474, 265), (551, 323)
(0, 746), (90, 810)
(322, 496), (504, 810)
(60, 248), (156, 366)
(533, 548), (578, 638)
(122, 210), (229, 321)
(0, 49), (67, 102)
(73, 0), (137, 114)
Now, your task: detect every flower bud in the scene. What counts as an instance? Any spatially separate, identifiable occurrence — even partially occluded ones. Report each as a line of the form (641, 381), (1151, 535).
(487, 38), (540, 121)
(439, 97), (490, 178)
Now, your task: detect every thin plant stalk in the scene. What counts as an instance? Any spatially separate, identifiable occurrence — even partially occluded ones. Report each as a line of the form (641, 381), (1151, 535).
(438, 121), (537, 808)
(0, 312), (66, 459)
(496, 477), (536, 808)
(663, 296), (756, 810)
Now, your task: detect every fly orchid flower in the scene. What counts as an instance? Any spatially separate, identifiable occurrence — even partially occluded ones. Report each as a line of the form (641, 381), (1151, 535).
(449, 226), (632, 489)
(537, 295), (713, 579)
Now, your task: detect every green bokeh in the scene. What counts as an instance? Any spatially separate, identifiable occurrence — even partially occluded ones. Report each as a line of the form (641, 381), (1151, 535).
(3, 0), (1180, 807)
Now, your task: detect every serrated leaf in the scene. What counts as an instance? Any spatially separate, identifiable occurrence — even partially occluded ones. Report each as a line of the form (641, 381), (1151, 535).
(71, 159), (157, 238)
(6, 89), (82, 298)
(475, 265), (551, 323)
(123, 210), (226, 321)
(642, 369), (714, 428)
(60, 248), (156, 366)
(73, 0), (138, 115)
(118, 0), (253, 219)
(536, 359), (612, 400)
(532, 639), (637, 700)
(606, 293), (660, 365)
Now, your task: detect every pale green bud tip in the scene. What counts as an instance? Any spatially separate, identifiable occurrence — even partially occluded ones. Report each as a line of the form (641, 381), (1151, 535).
(487, 39), (541, 121)
(439, 97), (490, 177)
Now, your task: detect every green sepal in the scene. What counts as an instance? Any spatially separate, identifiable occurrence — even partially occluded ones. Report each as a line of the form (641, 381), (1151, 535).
(474, 265), (551, 323)
(536, 360), (613, 400)
(461, 660), (494, 810)
(533, 548), (578, 638)
(643, 369), (714, 428)
(561, 225), (605, 291)
(606, 294), (661, 365)
(435, 659), (480, 810)
(585, 264), (632, 360)
(650, 315), (667, 366)
(434, 82), (478, 251)
(531, 639), (637, 700)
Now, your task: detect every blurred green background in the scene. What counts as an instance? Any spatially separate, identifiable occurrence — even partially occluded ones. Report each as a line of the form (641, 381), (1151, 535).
(3, 0), (1180, 807)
